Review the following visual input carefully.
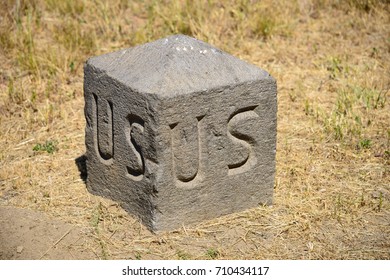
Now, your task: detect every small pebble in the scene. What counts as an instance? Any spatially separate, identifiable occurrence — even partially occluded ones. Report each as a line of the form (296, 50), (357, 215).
(16, 246), (24, 254)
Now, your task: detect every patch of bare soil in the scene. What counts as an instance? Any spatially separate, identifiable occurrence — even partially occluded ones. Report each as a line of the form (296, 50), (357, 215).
(0, 206), (95, 259)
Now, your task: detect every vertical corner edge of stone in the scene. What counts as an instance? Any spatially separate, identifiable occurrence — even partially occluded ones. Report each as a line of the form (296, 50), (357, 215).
(266, 72), (277, 87)
(267, 73), (278, 99)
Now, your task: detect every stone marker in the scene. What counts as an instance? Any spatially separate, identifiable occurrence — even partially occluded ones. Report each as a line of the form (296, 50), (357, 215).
(84, 34), (277, 232)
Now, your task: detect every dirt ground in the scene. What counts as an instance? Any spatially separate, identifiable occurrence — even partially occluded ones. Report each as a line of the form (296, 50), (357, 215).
(0, 0), (389, 260)
(0, 206), (95, 259)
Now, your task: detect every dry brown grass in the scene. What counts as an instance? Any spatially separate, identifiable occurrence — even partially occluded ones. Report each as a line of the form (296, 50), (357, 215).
(0, 0), (389, 259)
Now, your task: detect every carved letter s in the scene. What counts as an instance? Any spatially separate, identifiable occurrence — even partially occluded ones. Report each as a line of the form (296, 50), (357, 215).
(126, 114), (145, 181)
(227, 106), (259, 176)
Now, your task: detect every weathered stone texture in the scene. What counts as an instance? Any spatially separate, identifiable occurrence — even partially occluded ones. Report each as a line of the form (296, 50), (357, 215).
(84, 34), (277, 231)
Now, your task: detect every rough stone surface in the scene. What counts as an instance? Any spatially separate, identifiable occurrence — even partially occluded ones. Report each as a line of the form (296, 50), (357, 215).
(84, 34), (277, 232)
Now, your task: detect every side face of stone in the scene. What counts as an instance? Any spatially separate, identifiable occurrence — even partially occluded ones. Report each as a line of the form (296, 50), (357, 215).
(84, 35), (277, 232)
(84, 66), (161, 230)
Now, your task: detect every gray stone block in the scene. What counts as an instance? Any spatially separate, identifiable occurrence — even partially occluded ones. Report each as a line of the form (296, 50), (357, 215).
(84, 34), (277, 232)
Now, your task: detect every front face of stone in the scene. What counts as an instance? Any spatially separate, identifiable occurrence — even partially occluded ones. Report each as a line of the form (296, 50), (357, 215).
(154, 80), (276, 230)
(84, 35), (277, 232)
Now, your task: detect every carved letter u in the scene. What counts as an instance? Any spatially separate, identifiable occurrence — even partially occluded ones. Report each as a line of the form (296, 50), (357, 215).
(170, 116), (204, 188)
(92, 93), (114, 164)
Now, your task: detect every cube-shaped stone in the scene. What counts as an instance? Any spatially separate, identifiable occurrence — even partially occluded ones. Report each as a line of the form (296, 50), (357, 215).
(84, 35), (277, 232)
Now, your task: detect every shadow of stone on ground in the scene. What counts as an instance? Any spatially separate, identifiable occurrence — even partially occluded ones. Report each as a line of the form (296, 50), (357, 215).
(75, 154), (87, 183)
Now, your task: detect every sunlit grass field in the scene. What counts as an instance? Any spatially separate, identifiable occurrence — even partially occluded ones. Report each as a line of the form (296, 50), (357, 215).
(0, 0), (389, 259)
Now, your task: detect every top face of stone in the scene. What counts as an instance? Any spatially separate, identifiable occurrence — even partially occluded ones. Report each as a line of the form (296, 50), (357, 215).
(86, 34), (273, 96)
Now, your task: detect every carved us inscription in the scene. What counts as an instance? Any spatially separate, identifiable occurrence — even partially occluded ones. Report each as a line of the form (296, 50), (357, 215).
(91, 97), (260, 187)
